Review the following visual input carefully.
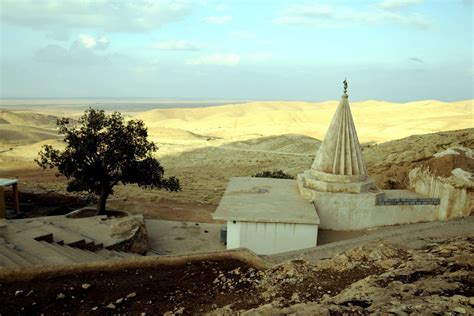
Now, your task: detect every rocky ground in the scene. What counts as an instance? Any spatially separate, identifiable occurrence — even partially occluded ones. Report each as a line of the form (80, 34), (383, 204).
(1, 234), (472, 315)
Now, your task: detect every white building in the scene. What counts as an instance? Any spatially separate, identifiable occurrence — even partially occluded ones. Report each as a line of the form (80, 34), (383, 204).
(214, 80), (466, 255)
(213, 177), (319, 255)
(297, 80), (443, 230)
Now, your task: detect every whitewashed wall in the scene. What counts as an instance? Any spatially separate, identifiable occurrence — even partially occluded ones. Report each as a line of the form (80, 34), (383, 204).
(226, 220), (318, 255)
(313, 191), (440, 230)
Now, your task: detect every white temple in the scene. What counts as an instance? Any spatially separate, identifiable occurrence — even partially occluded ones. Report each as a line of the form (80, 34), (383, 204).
(214, 79), (460, 255)
(297, 80), (441, 230)
(298, 79), (378, 194)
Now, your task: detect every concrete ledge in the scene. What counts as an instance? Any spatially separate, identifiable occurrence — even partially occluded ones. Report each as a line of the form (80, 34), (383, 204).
(0, 248), (271, 282)
(299, 170), (378, 194)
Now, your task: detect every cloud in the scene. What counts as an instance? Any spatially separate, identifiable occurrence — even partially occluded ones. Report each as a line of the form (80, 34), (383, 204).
(385, 12), (429, 29)
(34, 44), (108, 66)
(0, 0), (192, 32)
(187, 54), (240, 66)
(79, 34), (109, 50)
(45, 29), (70, 41)
(376, 0), (424, 10)
(284, 4), (333, 18)
(409, 57), (424, 63)
(153, 40), (199, 51)
(273, 2), (429, 29)
(202, 16), (232, 24)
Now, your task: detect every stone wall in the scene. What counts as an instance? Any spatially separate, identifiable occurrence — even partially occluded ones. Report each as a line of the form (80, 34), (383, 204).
(312, 191), (440, 231)
(409, 167), (472, 219)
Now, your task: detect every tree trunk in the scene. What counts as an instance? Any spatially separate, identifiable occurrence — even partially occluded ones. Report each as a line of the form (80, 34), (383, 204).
(97, 187), (109, 215)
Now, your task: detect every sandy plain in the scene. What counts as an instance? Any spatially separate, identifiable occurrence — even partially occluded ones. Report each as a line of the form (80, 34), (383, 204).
(0, 98), (472, 222)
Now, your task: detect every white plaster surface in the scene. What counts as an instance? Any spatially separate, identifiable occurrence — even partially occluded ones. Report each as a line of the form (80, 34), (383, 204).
(213, 177), (319, 224)
(313, 191), (440, 230)
(409, 168), (472, 219)
(0, 178), (17, 187)
(226, 220), (318, 255)
(311, 94), (368, 177)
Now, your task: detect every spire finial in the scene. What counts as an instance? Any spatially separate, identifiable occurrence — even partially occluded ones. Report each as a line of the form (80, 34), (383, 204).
(343, 78), (348, 94)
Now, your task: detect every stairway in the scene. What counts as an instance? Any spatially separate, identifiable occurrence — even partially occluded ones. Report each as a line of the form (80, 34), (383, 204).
(0, 218), (142, 268)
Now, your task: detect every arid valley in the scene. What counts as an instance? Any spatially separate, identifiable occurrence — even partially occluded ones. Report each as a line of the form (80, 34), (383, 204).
(0, 97), (473, 314)
(1, 98), (472, 219)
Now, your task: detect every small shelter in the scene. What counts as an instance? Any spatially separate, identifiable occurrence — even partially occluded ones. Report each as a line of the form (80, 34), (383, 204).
(213, 177), (319, 255)
(0, 178), (20, 218)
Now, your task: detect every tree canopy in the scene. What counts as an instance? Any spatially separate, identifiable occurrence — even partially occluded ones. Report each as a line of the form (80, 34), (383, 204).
(36, 108), (180, 215)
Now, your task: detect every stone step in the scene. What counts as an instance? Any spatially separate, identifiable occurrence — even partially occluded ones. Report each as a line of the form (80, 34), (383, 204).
(67, 248), (105, 261)
(94, 248), (116, 259)
(4, 220), (55, 243)
(0, 250), (18, 267)
(14, 240), (76, 265)
(47, 243), (98, 263)
(37, 241), (94, 264)
(110, 250), (139, 258)
(0, 244), (32, 266)
(87, 249), (109, 260)
(38, 223), (94, 247)
(56, 217), (132, 248)
(81, 249), (109, 261)
(0, 238), (42, 265)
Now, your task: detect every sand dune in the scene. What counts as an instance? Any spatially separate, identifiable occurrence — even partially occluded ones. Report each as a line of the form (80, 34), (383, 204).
(0, 110), (59, 128)
(136, 99), (473, 143)
(0, 124), (59, 145)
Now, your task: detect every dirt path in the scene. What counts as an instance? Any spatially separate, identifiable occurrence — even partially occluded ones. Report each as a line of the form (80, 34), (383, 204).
(267, 216), (474, 264)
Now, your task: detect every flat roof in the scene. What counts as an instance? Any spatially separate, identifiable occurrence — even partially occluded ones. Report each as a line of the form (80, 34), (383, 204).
(213, 177), (319, 224)
(0, 178), (17, 187)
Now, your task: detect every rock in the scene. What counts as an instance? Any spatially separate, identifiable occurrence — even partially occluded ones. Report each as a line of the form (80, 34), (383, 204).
(91, 307), (98, 311)
(127, 292), (137, 298)
(81, 283), (91, 290)
(116, 298), (124, 304)
(106, 303), (116, 309)
(14, 290), (23, 296)
(453, 307), (466, 314)
(57, 293), (66, 299)
(110, 215), (149, 254)
(291, 293), (300, 302)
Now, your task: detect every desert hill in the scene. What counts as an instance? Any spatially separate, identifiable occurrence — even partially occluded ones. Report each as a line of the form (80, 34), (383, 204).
(136, 99), (473, 143)
(0, 100), (472, 211)
(0, 110), (58, 128)
(0, 109), (62, 149)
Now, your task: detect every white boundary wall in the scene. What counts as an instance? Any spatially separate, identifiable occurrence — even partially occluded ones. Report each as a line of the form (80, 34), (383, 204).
(226, 221), (318, 255)
(313, 191), (440, 230)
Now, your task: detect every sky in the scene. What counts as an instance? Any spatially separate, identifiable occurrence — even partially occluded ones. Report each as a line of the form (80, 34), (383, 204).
(0, 0), (472, 102)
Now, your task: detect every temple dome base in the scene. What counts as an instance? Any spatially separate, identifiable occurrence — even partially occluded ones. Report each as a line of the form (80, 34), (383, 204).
(297, 170), (379, 195)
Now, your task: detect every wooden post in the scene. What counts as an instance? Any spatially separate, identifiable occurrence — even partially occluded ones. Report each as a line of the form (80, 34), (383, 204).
(0, 187), (5, 218)
(12, 183), (20, 214)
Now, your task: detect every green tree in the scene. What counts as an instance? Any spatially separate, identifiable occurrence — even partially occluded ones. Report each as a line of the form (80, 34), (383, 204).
(36, 108), (180, 215)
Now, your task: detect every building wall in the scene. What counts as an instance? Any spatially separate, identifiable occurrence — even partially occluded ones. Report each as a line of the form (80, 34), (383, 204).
(313, 191), (441, 230)
(409, 168), (472, 219)
(226, 220), (318, 255)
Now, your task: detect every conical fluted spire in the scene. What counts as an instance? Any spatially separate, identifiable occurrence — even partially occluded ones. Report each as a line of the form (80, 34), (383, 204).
(311, 92), (367, 177)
